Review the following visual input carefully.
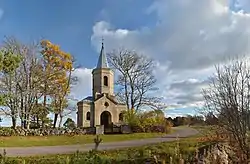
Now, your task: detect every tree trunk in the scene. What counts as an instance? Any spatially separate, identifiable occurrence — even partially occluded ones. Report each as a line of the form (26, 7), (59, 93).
(43, 82), (47, 127)
(124, 75), (130, 110)
(58, 114), (63, 128)
(53, 113), (58, 128)
(36, 116), (39, 128)
(24, 110), (27, 129)
(58, 118), (62, 128)
(26, 114), (30, 129)
(21, 118), (24, 129)
(11, 116), (16, 129)
(41, 119), (45, 128)
(20, 96), (24, 129)
(23, 118), (26, 129)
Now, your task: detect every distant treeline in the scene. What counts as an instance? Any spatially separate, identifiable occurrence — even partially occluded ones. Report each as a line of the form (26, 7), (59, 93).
(166, 112), (218, 127)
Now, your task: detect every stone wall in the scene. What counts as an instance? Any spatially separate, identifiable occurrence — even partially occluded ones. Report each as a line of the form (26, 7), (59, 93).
(0, 127), (96, 136)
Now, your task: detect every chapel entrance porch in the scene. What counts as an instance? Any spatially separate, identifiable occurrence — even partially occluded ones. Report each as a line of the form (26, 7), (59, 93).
(100, 111), (112, 128)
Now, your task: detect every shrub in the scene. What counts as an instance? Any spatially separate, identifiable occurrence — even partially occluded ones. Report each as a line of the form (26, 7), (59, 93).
(0, 127), (16, 136)
(123, 109), (172, 133)
(131, 125), (144, 133)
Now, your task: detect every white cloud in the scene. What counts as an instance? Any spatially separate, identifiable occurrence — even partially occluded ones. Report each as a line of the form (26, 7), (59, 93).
(92, 0), (250, 71)
(166, 107), (199, 118)
(70, 68), (92, 101)
(167, 78), (209, 106)
(90, 0), (250, 115)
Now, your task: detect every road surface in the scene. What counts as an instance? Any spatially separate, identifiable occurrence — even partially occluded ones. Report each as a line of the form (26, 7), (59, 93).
(0, 127), (198, 157)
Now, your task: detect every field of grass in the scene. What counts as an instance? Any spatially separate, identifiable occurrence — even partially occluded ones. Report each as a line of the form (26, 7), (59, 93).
(3, 134), (206, 164)
(0, 132), (166, 147)
(0, 126), (211, 163)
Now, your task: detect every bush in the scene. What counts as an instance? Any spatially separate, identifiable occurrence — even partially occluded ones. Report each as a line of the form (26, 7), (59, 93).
(0, 127), (16, 136)
(131, 125), (144, 133)
(131, 125), (171, 133)
(123, 109), (172, 133)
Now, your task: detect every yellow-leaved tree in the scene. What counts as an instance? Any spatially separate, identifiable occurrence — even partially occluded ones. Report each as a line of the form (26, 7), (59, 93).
(40, 40), (74, 128)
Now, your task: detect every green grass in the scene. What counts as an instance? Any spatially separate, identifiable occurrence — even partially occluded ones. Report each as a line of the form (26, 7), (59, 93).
(190, 125), (218, 136)
(0, 132), (166, 147)
(5, 134), (206, 164)
(0, 127), (209, 163)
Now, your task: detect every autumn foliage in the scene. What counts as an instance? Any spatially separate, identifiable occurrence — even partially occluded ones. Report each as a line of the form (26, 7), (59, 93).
(0, 37), (75, 129)
(123, 109), (172, 133)
(197, 134), (230, 143)
(40, 40), (74, 128)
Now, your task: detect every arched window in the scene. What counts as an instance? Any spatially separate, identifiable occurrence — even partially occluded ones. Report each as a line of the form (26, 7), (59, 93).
(104, 76), (108, 86)
(86, 112), (90, 120)
(119, 113), (124, 121)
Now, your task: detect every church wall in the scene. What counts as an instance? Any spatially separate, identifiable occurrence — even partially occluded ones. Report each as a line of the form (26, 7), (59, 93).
(82, 104), (91, 127)
(92, 71), (101, 96)
(77, 103), (91, 127)
(92, 68), (114, 96)
(90, 103), (95, 127)
(93, 95), (126, 126)
(116, 104), (127, 123)
(77, 105), (83, 127)
(101, 69), (114, 95)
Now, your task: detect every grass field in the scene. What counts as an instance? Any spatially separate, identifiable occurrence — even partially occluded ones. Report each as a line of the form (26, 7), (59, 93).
(5, 133), (205, 164)
(0, 127), (209, 163)
(0, 132), (165, 147)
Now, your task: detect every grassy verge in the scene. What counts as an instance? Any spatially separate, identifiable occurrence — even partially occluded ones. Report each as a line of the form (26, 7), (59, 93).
(0, 127), (210, 163)
(0, 132), (167, 147)
(4, 135), (207, 164)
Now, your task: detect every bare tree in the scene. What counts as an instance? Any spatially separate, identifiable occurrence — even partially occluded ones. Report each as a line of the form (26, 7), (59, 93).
(108, 48), (164, 111)
(0, 37), (79, 129)
(2, 37), (43, 129)
(202, 57), (250, 160)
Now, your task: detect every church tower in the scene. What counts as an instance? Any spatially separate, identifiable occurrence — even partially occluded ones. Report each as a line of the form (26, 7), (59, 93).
(77, 40), (127, 128)
(92, 41), (114, 100)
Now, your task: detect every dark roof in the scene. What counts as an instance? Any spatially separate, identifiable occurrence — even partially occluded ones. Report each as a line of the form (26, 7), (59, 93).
(78, 96), (93, 104)
(77, 94), (125, 105)
(96, 41), (109, 69)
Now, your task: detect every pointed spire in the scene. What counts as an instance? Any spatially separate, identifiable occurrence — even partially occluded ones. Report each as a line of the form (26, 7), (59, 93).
(96, 38), (109, 69)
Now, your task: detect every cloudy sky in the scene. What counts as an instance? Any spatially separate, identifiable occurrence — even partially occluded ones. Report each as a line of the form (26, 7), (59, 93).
(0, 0), (250, 126)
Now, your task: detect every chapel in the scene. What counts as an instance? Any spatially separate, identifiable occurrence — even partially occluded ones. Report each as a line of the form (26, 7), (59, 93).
(76, 42), (127, 128)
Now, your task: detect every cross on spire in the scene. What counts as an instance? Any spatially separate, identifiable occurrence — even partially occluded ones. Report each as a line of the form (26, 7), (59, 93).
(102, 37), (104, 47)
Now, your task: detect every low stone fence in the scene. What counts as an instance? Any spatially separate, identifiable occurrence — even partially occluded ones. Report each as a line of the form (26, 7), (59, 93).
(0, 125), (127, 136)
(0, 124), (168, 136)
(0, 127), (89, 136)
